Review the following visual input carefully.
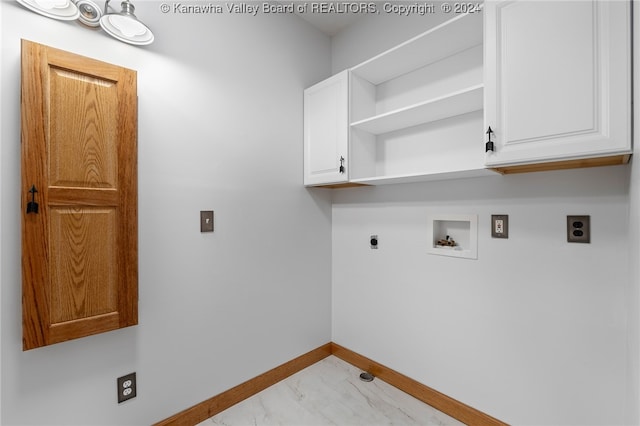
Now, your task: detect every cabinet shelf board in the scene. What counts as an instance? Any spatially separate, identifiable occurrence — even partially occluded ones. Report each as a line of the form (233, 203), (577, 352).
(350, 85), (484, 135)
(351, 11), (483, 85)
(350, 167), (497, 186)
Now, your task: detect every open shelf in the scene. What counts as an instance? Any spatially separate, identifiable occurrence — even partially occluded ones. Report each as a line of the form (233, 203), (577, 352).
(303, 7), (487, 188)
(351, 11), (483, 85)
(346, 10), (485, 186)
(350, 85), (483, 135)
(350, 166), (496, 186)
(349, 109), (492, 186)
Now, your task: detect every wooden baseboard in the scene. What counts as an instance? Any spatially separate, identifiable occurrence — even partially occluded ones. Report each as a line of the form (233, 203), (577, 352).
(155, 342), (507, 426)
(153, 343), (332, 426)
(331, 342), (507, 426)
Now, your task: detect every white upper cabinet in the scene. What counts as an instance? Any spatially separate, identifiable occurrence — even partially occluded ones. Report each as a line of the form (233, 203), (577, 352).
(484, 0), (632, 171)
(304, 70), (349, 186)
(303, 1), (631, 187)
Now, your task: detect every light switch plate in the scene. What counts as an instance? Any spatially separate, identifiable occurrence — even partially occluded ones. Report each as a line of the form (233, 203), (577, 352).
(200, 211), (214, 232)
(491, 215), (508, 238)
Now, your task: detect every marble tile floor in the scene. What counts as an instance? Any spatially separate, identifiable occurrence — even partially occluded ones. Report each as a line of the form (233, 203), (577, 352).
(197, 355), (465, 426)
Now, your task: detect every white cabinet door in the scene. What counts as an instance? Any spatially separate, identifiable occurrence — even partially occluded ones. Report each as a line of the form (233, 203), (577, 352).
(304, 70), (349, 186)
(484, 0), (631, 168)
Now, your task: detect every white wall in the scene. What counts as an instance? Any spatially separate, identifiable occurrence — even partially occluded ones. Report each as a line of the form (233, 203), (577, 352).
(0, 1), (3, 423)
(627, 3), (640, 424)
(331, 7), (450, 74)
(0, 2), (333, 424)
(330, 10), (634, 426)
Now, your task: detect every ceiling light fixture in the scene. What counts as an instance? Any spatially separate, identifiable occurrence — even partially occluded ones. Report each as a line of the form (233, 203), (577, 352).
(75, 0), (102, 27)
(16, 0), (80, 21)
(99, 0), (154, 45)
(16, 0), (153, 45)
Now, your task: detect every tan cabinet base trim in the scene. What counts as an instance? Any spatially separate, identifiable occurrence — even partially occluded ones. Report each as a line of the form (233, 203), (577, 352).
(491, 154), (631, 175)
(310, 182), (371, 189)
(154, 342), (507, 426)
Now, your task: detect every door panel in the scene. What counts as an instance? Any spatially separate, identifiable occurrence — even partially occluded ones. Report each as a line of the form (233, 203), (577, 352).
(49, 207), (118, 324)
(501, 2), (595, 143)
(49, 67), (118, 188)
(21, 39), (138, 350)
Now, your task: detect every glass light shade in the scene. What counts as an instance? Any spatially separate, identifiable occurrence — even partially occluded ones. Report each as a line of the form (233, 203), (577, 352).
(16, 0), (80, 20)
(99, 1), (154, 45)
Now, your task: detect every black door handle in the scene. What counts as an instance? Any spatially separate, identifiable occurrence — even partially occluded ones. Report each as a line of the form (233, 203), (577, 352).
(26, 185), (39, 214)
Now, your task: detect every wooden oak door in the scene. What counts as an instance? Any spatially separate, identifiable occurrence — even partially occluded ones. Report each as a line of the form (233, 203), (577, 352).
(21, 40), (138, 351)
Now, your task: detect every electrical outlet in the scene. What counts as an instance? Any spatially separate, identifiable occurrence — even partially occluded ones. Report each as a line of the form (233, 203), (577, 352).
(567, 215), (590, 243)
(200, 210), (214, 232)
(370, 235), (378, 249)
(491, 215), (508, 238)
(117, 372), (137, 403)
